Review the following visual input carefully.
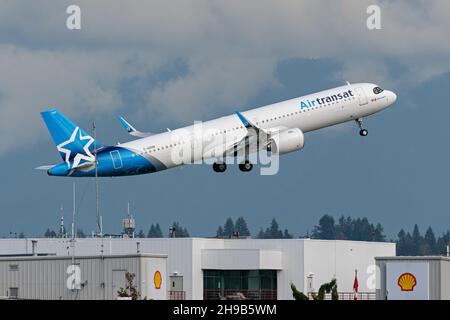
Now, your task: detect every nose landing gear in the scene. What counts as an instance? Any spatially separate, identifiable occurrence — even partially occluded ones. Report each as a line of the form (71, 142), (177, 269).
(356, 118), (368, 137)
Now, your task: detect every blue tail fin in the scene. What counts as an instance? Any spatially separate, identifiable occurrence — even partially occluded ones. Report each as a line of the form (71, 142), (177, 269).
(41, 109), (102, 165)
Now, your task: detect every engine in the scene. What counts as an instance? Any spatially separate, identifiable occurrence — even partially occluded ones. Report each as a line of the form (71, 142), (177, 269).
(268, 128), (305, 155)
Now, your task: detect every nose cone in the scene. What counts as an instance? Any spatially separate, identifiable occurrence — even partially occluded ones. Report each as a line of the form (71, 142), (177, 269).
(387, 90), (397, 104)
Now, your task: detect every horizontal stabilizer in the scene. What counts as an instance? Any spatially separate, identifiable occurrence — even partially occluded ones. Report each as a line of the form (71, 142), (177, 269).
(35, 165), (55, 170)
(118, 116), (155, 137)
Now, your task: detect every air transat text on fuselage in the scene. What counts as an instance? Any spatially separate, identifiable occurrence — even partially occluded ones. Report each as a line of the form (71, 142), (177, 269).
(300, 90), (354, 109)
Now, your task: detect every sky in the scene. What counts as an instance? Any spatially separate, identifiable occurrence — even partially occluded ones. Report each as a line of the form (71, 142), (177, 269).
(1, 0), (450, 239)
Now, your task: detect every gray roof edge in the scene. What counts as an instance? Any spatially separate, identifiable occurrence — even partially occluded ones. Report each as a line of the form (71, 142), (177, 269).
(0, 253), (168, 262)
(375, 256), (450, 261)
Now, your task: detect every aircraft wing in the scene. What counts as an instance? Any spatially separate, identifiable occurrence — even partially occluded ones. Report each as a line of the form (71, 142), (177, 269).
(118, 116), (155, 138)
(219, 112), (274, 158)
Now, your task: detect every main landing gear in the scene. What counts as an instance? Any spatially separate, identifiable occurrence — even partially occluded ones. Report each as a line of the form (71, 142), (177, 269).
(356, 118), (368, 137)
(213, 162), (227, 173)
(239, 160), (253, 172)
(212, 161), (253, 172)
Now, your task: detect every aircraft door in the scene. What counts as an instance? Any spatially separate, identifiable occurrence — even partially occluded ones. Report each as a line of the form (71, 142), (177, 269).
(110, 150), (123, 169)
(354, 87), (368, 106)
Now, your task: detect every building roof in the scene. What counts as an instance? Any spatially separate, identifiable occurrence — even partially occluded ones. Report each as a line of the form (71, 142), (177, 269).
(376, 255), (450, 261)
(0, 253), (167, 262)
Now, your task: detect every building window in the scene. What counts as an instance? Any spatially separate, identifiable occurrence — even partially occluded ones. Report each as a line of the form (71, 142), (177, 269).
(9, 287), (19, 299)
(203, 270), (277, 300)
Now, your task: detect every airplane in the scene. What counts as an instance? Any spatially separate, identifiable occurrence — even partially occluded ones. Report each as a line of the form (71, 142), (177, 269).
(37, 83), (397, 177)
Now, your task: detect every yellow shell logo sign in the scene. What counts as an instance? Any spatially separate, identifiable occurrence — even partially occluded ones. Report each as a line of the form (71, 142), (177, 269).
(153, 270), (162, 290)
(397, 272), (417, 291)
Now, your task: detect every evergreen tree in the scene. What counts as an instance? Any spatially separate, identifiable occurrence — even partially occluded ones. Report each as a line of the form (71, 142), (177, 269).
(44, 228), (52, 238)
(216, 226), (224, 237)
(18, 232), (25, 239)
(436, 231), (450, 255)
(148, 224), (155, 237)
(147, 224), (163, 238)
(44, 229), (57, 238)
(312, 215), (335, 239)
(404, 232), (415, 255)
(397, 229), (407, 255)
(424, 226), (436, 255)
(257, 218), (292, 239)
(256, 228), (265, 239)
(154, 224), (163, 238)
(283, 229), (293, 239)
(336, 216), (352, 240)
(314, 215), (385, 242)
(223, 218), (235, 237)
(267, 218), (283, 238)
(171, 222), (189, 238)
(411, 224), (423, 255)
(234, 217), (250, 236)
(374, 223), (386, 242)
(353, 217), (374, 241)
(137, 229), (146, 238)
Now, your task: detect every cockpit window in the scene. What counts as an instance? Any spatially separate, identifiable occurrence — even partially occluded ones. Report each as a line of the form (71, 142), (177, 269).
(373, 87), (384, 94)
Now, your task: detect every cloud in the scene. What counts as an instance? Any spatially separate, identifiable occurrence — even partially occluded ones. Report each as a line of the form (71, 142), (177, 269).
(0, 0), (450, 156)
(0, 45), (162, 155)
(148, 56), (277, 123)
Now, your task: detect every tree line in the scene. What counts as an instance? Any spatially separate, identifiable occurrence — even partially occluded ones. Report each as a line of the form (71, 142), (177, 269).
(310, 214), (450, 256)
(34, 214), (450, 256)
(41, 222), (190, 239)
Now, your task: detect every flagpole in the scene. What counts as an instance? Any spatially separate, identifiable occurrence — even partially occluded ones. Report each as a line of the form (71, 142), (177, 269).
(353, 269), (359, 300)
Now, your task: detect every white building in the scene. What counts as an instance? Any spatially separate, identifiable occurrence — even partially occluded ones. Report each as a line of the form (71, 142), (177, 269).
(0, 254), (167, 300)
(0, 238), (395, 300)
(376, 256), (450, 300)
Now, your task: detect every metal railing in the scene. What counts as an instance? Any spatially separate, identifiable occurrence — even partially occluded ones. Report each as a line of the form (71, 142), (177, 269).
(203, 289), (277, 300)
(307, 292), (376, 300)
(168, 291), (186, 300)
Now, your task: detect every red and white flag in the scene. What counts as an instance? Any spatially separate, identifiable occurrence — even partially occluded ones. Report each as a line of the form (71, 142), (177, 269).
(353, 270), (359, 300)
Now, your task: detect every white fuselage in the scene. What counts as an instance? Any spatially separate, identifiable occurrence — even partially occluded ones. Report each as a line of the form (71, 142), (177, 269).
(121, 83), (396, 171)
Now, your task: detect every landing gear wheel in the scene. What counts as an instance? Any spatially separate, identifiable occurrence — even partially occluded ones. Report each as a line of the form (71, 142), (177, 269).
(213, 162), (227, 173)
(239, 161), (253, 172)
(359, 129), (368, 137)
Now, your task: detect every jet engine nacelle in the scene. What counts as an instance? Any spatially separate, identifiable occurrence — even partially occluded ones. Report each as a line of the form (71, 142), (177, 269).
(268, 128), (305, 155)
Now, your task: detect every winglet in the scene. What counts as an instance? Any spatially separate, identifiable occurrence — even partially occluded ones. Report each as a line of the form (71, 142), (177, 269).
(117, 116), (154, 138)
(118, 116), (137, 133)
(235, 111), (252, 128)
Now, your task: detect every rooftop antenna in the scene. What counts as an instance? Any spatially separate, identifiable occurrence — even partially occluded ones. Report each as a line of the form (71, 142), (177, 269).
(71, 183), (76, 239)
(93, 121), (102, 238)
(60, 205), (65, 238)
(122, 202), (136, 238)
(71, 183), (76, 265)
